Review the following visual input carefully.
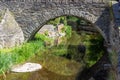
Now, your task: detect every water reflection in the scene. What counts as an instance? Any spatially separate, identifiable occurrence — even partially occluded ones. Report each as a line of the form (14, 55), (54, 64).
(0, 52), (82, 80)
(1, 68), (75, 80)
(0, 31), (108, 80)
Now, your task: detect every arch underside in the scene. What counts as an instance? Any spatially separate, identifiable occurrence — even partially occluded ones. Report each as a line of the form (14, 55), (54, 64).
(0, 0), (110, 43)
(0, 0), (110, 44)
(20, 8), (108, 42)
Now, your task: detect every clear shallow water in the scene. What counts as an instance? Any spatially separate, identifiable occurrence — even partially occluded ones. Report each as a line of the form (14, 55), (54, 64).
(0, 68), (75, 80)
(0, 48), (83, 80)
(0, 31), (103, 80)
(0, 31), (84, 80)
(0, 55), (81, 80)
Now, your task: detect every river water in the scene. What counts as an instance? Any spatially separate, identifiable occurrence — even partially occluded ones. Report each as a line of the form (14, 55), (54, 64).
(0, 53), (82, 80)
(0, 31), (103, 80)
(0, 68), (75, 80)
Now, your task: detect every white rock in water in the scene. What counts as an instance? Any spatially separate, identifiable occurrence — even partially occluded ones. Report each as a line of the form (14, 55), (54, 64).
(11, 63), (42, 72)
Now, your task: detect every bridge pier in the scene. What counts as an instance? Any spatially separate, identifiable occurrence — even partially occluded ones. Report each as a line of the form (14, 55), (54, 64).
(111, 1), (120, 80)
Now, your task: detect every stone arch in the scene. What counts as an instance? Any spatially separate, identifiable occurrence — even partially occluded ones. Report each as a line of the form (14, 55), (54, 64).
(25, 8), (107, 42)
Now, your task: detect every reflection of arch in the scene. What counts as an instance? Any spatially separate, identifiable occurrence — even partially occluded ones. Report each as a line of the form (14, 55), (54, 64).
(25, 8), (107, 42)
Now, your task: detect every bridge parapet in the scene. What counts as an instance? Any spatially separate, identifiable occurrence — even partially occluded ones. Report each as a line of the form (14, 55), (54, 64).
(0, 0), (107, 13)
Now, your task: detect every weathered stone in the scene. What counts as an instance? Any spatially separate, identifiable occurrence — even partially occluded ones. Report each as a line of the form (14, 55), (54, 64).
(38, 25), (55, 35)
(0, 0), (120, 79)
(0, 0), (110, 42)
(0, 0), (115, 58)
(0, 9), (24, 48)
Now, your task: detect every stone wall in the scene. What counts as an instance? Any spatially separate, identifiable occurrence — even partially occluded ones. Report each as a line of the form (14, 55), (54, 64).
(0, 0), (109, 41)
(0, 9), (24, 48)
(0, 0), (112, 47)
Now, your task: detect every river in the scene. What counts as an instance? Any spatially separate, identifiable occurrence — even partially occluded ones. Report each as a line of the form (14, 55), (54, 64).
(0, 52), (83, 80)
(0, 31), (104, 80)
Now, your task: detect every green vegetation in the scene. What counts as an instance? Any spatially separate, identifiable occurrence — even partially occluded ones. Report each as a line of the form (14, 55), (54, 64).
(48, 17), (61, 26)
(0, 38), (45, 74)
(35, 33), (54, 46)
(67, 16), (90, 26)
(34, 31), (104, 75)
(85, 34), (104, 67)
(67, 16), (79, 22)
(64, 31), (104, 67)
(47, 16), (67, 26)
(65, 25), (72, 38)
(47, 16), (89, 27)
(36, 30), (104, 68)
(0, 16), (105, 80)
(0, 22), (72, 75)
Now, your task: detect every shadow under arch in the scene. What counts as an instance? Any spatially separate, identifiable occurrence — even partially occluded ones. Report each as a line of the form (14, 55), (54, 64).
(75, 7), (111, 80)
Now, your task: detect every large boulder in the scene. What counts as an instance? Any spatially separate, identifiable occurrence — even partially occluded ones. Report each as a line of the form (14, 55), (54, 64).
(0, 9), (24, 48)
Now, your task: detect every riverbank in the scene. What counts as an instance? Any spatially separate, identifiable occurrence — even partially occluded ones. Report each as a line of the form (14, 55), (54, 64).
(0, 30), (105, 80)
(0, 48), (83, 80)
(0, 24), (71, 75)
(0, 36), (45, 75)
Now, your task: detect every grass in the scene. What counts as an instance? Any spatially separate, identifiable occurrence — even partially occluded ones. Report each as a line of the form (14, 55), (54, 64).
(0, 36), (45, 74)
(65, 25), (72, 38)
(0, 16), (106, 79)
(0, 30), (105, 77)
(0, 24), (72, 75)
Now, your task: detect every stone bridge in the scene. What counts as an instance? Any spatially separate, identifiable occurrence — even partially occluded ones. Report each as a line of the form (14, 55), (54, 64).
(0, 0), (111, 41)
(0, 0), (120, 80)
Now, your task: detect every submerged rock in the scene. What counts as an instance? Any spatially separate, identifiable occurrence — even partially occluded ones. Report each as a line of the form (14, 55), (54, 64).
(11, 63), (42, 72)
